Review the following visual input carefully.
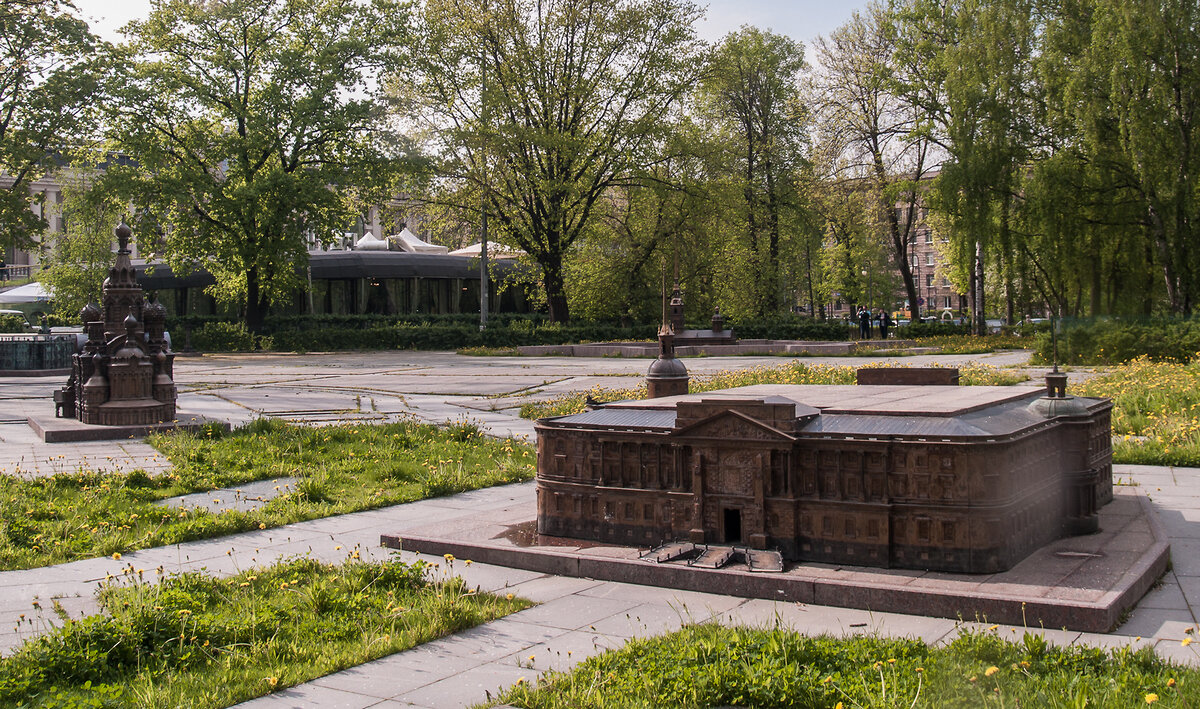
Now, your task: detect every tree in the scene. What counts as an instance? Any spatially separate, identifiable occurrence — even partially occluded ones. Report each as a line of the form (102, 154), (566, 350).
(397, 0), (705, 323)
(893, 0), (1041, 331)
(106, 0), (410, 332)
(1088, 0), (1200, 314)
(0, 0), (102, 252)
(812, 3), (934, 320)
(37, 170), (123, 318)
(697, 27), (808, 316)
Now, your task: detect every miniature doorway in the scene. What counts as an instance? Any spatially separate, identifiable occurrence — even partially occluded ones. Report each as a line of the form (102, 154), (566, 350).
(723, 508), (742, 544)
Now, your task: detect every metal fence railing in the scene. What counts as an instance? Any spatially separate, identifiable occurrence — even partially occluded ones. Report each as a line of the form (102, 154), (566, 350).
(0, 334), (75, 371)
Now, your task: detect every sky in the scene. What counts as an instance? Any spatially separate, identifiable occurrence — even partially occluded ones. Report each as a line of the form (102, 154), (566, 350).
(74, 0), (872, 49)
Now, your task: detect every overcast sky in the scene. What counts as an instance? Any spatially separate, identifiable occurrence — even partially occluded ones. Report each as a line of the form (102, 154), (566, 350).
(75, 0), (871, 49)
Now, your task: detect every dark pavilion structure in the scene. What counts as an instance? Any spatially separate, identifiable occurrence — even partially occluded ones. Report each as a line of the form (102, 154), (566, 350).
(56, 223), (177, 426)
(535, 374), (1113, 574)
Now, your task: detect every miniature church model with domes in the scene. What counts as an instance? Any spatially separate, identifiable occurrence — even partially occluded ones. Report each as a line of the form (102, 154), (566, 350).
(55, 223), (176, 425)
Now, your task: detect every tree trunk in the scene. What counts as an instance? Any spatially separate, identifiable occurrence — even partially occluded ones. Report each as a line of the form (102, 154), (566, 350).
(541, 251), (571, 323)
(973, 240), (985, 335)
(246, 265), (265, 336)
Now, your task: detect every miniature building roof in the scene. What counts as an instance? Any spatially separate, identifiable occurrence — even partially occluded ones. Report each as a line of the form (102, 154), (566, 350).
(547, 384), (1107, 441)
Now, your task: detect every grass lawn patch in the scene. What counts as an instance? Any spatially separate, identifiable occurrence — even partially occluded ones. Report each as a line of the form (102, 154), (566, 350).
(1076, 357), (1200, 467)
(520, 362), (1028, 420)
(2, 555), (529, 708)
(0, 418), (534, 571)
(491, 624), (1197, 708)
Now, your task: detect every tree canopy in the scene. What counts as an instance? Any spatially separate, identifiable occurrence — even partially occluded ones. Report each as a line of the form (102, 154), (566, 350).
(105, 0), (410, 332)
(395, 0), (705, 323)
(0, 0), (102, 253)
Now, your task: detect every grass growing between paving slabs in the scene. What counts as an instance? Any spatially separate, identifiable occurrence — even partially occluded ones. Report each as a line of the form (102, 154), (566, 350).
(520, 361), (1029, 419)
(1077, 357), (1200, 467)
(0, 419), (534, 571)
(493, 624), (1198, 708)
(1, 556), (530, 708)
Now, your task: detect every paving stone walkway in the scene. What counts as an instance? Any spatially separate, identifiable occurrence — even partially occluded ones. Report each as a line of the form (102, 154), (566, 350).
(2, 349), (1189, 709)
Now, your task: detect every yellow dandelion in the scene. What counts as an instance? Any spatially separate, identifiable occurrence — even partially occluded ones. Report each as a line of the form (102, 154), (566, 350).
(985, 666), (999, 677)
(111, 552), (121, 560)
(1183, 637), (1193, 647)
(1146, 693), (1159, 704)
(1168, 678), (1176, 687)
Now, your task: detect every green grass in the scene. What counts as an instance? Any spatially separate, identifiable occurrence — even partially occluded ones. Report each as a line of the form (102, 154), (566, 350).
(2, 555), (530, 708)
(490, 624), (1196, 708)
(1076, 357), (1200, 466)
(519, 362), (1029, 420)
(0, 418), (534, 571)
(456, 345), (523, 356)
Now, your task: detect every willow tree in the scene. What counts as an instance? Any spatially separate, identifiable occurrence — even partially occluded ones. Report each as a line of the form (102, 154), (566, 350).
(1089, 0), (1200, 314)
(106, 0), (409, 332)
(396, 0), (705, 323)
(893, 0), (1040, 330)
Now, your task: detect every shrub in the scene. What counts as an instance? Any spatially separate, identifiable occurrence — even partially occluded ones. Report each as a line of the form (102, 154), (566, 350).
(0, 313), (31, 332)
(190, 321), (270, 352)
(1034, 318), (1200, 364)
(897, 321), (971, 337)
(725, 315), (852, 341)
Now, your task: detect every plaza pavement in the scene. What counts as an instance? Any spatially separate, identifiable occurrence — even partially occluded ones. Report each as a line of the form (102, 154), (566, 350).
(1, 349), (1197, 708)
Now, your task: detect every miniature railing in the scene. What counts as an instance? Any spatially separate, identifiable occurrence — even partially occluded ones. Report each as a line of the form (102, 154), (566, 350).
(0, 334), (76, 371)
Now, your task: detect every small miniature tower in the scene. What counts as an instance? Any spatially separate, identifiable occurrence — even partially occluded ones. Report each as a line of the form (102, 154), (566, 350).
(56, 222), (177, 425)
(668, 280), (685, 336)
(646, 324), (689, 398)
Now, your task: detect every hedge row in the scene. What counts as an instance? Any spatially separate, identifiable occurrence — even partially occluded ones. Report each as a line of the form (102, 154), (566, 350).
(1034, 318), (1200, 364)
(189, 321), (661, 352)
(181, 313), (858, 352)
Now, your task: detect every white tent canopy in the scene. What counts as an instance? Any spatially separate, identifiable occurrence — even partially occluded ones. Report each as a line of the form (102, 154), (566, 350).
(0, 282), (52, 304)
(354, 232), (390, 251)
(448, 242), (523, 259)
(389, 227), (449, 254)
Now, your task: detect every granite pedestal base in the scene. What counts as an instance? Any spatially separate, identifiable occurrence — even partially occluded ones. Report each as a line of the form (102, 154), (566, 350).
(27, 413), (229, 443)
(383, 488), (1167, 633)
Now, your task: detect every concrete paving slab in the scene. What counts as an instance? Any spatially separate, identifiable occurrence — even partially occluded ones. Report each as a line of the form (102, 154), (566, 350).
(7, 352), (1200, 709)
(392, 662), (533, 708)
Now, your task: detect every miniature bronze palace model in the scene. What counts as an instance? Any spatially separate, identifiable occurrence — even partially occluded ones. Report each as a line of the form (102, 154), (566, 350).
(536, 374), (1112, 574)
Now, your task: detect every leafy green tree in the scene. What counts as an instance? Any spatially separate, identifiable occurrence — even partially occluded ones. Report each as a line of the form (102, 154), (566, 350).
(697, 27), (808, 317)
(0, 0), (103, 253)
(565, 122), (717, 323)
(396, 0), (705, 323)
(105, 0), (410, 333)
(893, 0), (1041, 331)
(37, 171), (123, 318)
(1087, 0), (1200, 314)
